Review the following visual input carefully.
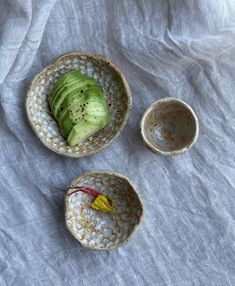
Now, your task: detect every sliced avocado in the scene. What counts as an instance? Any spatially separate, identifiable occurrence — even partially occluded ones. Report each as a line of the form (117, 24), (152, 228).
(48, 71), (82, 106)
(57, 82), (98, 119)
(59, 96), (87, 138)
(50, 77), (82, 113)
(68, 86), (105, 122)
(48, 70), (110, 146)
(67, 120), (102, 146)
(51, 72), (94, 108)
(52, 79), (95, 118)
(57, 92), (87, 126)
(62, 86), (109, 137)
(84, 90), (109, 126)
(59, 111), (74, 138)
(61, 92), (109, 143)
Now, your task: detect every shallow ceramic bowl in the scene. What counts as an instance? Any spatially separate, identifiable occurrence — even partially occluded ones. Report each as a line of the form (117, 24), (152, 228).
(65, 171), (144, 250)
(26, 52), (131, 157)
(141, 97), (199, 155)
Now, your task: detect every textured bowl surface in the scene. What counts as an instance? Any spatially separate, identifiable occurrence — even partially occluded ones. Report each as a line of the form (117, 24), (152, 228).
(26, 52), (131, 157)
(141, 97), (199, 155)
(65, 171), (143, 250)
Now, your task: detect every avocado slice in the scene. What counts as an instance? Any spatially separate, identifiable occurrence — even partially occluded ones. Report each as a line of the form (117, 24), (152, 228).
(59, 96), (88, 138)
(60, 113), (74, 138)
(52, 79), (95, 118)
(66, 97), (109, 146)
(57, 92), (87, 126)
(67, 120), (102, 147)
(51, 72), (94, 110)
(48, 71), (82, 106)
(57, 82), (99, 122)
(60, 89), (109, 143)
(51, 77), (84, 114)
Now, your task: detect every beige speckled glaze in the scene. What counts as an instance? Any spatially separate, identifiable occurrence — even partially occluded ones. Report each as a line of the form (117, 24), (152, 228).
(26, 52), (131, 157)
(65, 171), (144, 250)
(141, 97), (199, 155)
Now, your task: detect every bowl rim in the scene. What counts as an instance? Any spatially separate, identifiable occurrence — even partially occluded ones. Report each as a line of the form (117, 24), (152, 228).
(26, 51), (132, 158)
(64, 170), (144, 251)
(140, 97), (199, 155)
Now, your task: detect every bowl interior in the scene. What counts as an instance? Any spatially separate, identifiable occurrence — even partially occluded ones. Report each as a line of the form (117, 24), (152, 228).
(26, 53), (130, 157)
(143, 100), (197, 152)
(65, 172), (143, 250)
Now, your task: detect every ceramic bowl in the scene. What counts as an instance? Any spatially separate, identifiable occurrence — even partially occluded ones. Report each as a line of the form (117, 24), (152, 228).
(141, 97), (199, 155)
(65, 171), (144, 250)
(26, 52), (131, 157)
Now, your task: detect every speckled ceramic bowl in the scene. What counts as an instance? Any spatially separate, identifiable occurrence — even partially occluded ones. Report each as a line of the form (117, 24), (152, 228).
(141, 97), (199, 155)
(65, 171), (144, 250)
(26, 52), (131, 157)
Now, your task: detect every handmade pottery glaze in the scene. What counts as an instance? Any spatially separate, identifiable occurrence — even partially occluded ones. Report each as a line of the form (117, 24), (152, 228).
(26, 52), (131, 157)
(141, 97), (199, 155)
(65, 171), (144, 250)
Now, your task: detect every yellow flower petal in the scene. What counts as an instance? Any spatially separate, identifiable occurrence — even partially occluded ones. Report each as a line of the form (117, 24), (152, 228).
(91, 194), (114, 213)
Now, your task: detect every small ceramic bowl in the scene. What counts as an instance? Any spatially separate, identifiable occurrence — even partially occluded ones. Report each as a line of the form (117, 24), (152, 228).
(141, 97), (199, 155)
(65, 171), (144, 250)
(26, 52), (131, 157)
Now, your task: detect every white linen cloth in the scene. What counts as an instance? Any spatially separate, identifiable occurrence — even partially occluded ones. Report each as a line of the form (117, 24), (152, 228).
(0, 0), (235, 285)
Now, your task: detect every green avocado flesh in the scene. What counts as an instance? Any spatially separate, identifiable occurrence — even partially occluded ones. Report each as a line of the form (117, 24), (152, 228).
(48, 71), (109, 146)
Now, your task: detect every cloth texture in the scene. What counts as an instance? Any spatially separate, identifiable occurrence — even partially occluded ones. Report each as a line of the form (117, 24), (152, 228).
(0, 0), (235, 285)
